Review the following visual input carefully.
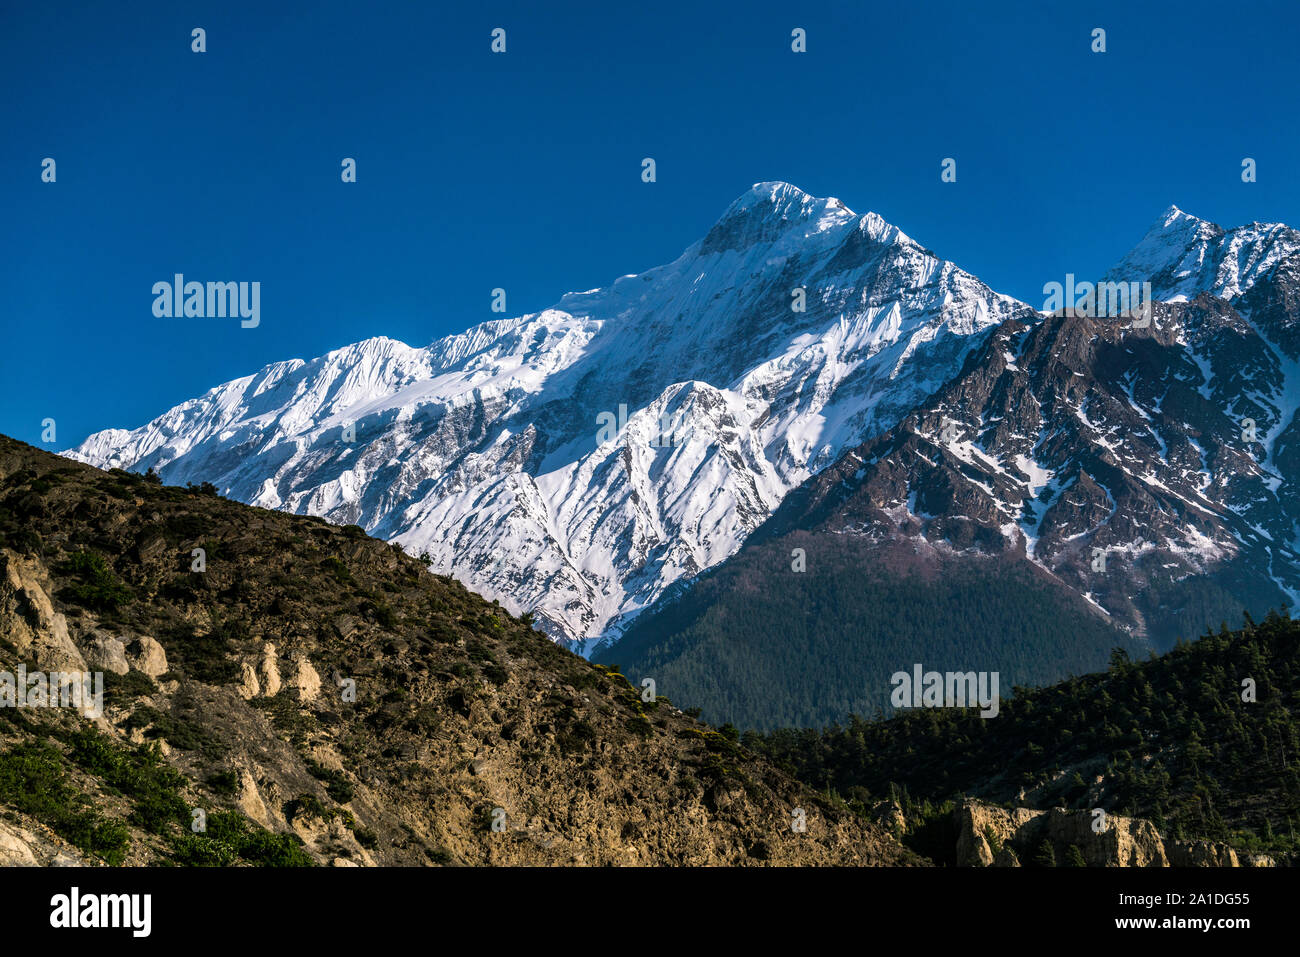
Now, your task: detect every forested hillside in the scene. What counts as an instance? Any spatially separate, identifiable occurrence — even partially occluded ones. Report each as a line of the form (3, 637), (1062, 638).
(603, 536), (1140, 729)
(747, 612), (1300, 862)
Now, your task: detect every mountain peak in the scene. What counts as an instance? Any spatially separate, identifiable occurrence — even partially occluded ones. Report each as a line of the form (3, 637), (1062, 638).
(701, 182), (860, 255)
(727, 181), (852, 216)
(1105, 205), (1299, 301)
(1149, 202), (1216, 236)
(63, 182), (1028, 644)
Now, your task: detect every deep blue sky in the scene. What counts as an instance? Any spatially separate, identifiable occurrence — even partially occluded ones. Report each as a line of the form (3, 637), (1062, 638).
(4, 0), (1299, 448)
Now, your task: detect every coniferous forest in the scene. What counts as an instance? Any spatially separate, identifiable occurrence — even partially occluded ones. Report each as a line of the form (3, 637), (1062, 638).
(604, 538), (1142, 729)
(745, 611), (1300, 863)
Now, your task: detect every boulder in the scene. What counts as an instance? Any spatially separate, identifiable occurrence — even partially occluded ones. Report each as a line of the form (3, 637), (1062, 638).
(127, 636), (168, 677)
(81, 632), (129, 675)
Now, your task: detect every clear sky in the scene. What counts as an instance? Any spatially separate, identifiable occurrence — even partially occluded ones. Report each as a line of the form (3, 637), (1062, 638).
(4, 0), (1299, 448)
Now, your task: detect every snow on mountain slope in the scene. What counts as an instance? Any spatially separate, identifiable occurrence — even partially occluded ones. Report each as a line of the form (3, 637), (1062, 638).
(1104, 205), (1300, 302)
(714, 205), (1300, 647)
(65, 182), (1031, 645)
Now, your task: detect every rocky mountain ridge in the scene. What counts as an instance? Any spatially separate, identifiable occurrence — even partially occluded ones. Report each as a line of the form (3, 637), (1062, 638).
(605, 207), (1300, 725)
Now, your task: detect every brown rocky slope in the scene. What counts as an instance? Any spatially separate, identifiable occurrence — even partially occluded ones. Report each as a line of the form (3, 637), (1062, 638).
(0, 435), (915, 866)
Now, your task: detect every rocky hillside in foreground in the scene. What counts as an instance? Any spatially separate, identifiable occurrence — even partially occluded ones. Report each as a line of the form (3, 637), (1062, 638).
(0, 435), (915, 866)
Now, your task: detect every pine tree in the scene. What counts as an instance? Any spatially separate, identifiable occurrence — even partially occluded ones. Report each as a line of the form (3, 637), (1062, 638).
(1032, 839), (1057, 867)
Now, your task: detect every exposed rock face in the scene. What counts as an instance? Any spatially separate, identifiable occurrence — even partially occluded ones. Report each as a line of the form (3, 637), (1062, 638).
(237, 662), (260, 699)
(612, 230), (1300, 728)
(292, 656), (321, 701)
(954, 801), (1262, 868)
(0, 815), (90, 866)
(127, 636), (168, 677)
(1167, 841), (1240, 867)
(991, 846), (1021, 867)
(762, 290), (1300, 649)
(82, 632), (129, 675)
(257, 642), (281, 697)
(235, 767), (271, 828)
(955, 803), (1046, 866)
(0, 549), (87, 674)
(1039, 807), (1168, 867)
(871, 800), (906, 835)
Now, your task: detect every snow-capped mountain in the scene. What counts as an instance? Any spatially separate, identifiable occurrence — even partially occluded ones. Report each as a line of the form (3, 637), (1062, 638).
(776, 289), (1300, 636)
(66, 183), (1031, 645)
(749, 206), (1300, 626)
(1103, 205), (1300, 302)
(605, 206), (1300, 726)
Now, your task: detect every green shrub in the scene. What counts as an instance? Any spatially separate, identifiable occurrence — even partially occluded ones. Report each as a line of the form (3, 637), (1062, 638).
(64, 730), (190, 835)
(0, 740), (130, 865)
(168, 810), (314, 867)
(283, 794), (330, 821)
(206, 771), (239, 797)
(103, 669), (158, 698)
(321, 556), (354, 584)
(304, 759), (355, 804)
(362, 599), (397, 630)
(59, 550), (132, 611)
